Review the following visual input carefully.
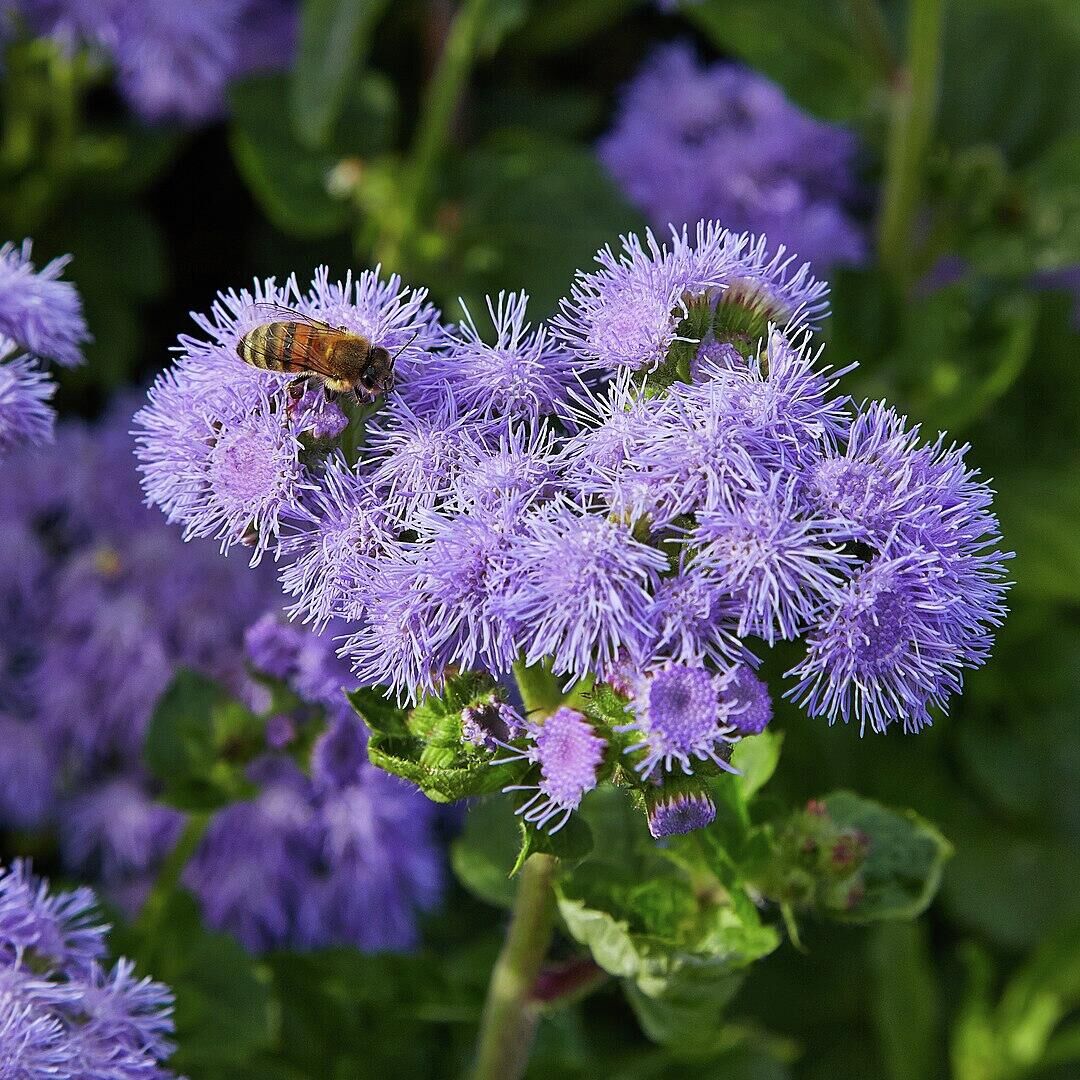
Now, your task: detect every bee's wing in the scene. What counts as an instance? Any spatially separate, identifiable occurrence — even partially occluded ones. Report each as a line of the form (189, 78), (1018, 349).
(245, 302), (340, 332)
(273, 325), (349, 379)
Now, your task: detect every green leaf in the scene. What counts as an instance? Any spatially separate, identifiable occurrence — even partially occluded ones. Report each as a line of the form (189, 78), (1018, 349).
(144, 671), (220, 805)
(435, 130), (646, 316)
(732, 731), (783, 802)
(289, 0), (390, 148)
(822, 791), (952, 924)
(869, 923), (941, 1080)
(118, 891), (274, 1071)
(351, 673), (522, 802)
(686, 0), (882, 122)
(143, 670), (259, 811)
(345, 686), (409, 737)
(231, 71), (396, 238)
(451, 796), (522, 908)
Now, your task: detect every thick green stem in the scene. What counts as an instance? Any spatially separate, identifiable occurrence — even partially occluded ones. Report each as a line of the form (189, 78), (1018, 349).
(471, 853), (559, 1080)
(376, 0), (490, 269)
(877, 0), (945, 287)
(512, 658), (566, 719)
(137, 811), (210, 961)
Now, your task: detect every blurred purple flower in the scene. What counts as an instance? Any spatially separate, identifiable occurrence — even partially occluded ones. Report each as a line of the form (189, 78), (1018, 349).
(0, 352), (56, 453)
(0, 240), (89, 367)
(0, 861), (176, 1078)
(186, 717), (443, 953)
(600, 44), (866, 270)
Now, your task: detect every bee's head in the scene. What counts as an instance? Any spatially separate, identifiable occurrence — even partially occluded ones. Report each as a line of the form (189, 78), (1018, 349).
(336, 339), (395, 398)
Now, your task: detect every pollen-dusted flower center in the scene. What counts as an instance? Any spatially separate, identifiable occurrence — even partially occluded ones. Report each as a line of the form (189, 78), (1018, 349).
(852, 587), (912, 670)
(208, 428), (285, 508)
(643, 666), (721, 753)
(810, 458), (892, 526)
(532, 707), (606, 810)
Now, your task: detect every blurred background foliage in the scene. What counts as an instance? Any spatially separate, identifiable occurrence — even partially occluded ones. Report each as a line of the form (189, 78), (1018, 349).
(2, 0), (1079, 1076)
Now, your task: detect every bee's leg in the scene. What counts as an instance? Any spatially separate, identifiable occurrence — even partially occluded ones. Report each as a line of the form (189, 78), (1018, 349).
(323, 387), (342, 404)
(286, 374), (312, 401)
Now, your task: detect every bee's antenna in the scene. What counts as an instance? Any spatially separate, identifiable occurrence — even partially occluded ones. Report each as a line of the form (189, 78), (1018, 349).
(391, 330), (420, 361)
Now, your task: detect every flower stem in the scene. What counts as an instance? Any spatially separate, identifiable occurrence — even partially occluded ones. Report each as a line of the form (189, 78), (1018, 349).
(471, 852), (559, 1080)
(136, 811), (209, 963)
(376, 0), (490, 270)
(512, 658), (566, 719)
(876, 0), (945, 287)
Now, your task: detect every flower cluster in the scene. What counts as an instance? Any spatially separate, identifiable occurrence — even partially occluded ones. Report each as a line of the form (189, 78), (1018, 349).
(134, 221), (1010, 838)
(15, 0), (296, 124)
(1, 403), (445, 950)
(0, 239), (88, 455)
(599, 44), (866, 270)
(185, 694), (444, 953)
(0, 860), (176, 1079)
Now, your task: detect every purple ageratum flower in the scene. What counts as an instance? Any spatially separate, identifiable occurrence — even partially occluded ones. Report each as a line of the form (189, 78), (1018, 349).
(500, 707), (606, 833)
(107, 0), (241, 124)
(553, 228), (691, 373)
(184, 773), (316, 953)
(462, 700), (525, 750)
(0, 353), (56, 454)
(723, 664), (773, 735)
(0, 997), (73, 1078)
(646, 788), (717, 839)
(502, 498), (668, 681)
(693, 474), (854, 643)
(302, 764), (444, 951)
(454, 419), (560, 513)
(344, 504), (522, 701)
(60, 779), (184, 888)
(136, 377), (311, 564)
(310, 713), (367, 792)
(621, 664), (740, 778)
(0, 240), (89, 367)
(599, 44), (865, 271)
(0, 861), (106, 975)
(694, 328), (854, 468)
(553, 221), (829, 375)
(786, 549), (979, 733)
(0, 716), (55, 830)
(603, 380), (762, 526)
(187, 727), (444, 953)
(0, 862), (176, 1078)
(432, 291), (576, 419)
(365, 390), (477, 521)
(639, 563), (748, 670)
(278, 454), (397, 628)
(805, 401), (925, 543)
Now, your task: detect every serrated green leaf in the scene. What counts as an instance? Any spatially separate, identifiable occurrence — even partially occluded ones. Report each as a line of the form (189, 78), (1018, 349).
(365, 730), (518, 802)
(289, 0), (390, 148)
(346, 686), (409, 737)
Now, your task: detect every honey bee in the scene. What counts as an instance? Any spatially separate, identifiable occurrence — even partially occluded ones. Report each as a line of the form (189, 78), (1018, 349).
(236, 304), (398, 403)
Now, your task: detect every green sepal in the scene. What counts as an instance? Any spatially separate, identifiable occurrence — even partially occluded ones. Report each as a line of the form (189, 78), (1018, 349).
(638, 294), (713, 398)
(349, 673), (525, 803)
